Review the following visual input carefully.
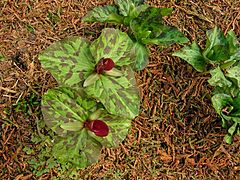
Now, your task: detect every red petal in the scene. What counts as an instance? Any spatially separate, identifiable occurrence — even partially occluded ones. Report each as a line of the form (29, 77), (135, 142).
(84, 120), (109, 137)
(95, 58), (115, 74)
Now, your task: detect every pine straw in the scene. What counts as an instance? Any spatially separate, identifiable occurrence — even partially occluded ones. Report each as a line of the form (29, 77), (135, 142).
(0, 0), (240, 179)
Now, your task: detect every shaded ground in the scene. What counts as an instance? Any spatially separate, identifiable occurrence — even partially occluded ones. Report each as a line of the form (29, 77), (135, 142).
(1, 0), (240, 179)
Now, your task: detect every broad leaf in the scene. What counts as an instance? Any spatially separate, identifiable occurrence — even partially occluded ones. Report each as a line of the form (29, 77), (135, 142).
(82, 5), (123, 24)
(39, 37), (95, 90)
(130, 7), (165, 41)
(208, 67), (232, 88)
(115, 0), (133, 16)
(88, 109), (131, 147)
(90, 28), (135, 66)
(226, 30), (240, 56)
(52, 129), (102, 168)
(173, 41), (206, 72)
(226, 64), (240, 88)
(142, 26), (189, 45)
(131, 42), (149, 70)
(41, 87), (96, 135)
(42, 87), (132, 146)
(211, 93), (233, 115)
(203, 27), (230, 62)
(85, 66), (140, 119)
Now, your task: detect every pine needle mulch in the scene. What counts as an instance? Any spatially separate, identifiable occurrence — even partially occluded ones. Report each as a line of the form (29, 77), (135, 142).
(0, 0), (240, 179)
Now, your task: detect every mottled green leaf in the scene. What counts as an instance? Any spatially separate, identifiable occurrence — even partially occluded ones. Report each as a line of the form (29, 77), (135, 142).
(52, 129), (102, 168)
(131, 42), (149, 70)
(130, 7), (181, 45)
(173, 41), (205, 72)
(41, 87), (96, 135)
(211, 93), (233, 115)
(39, 37), (95, 90)
(130, 7), (164, 41)
(203, 27), (230, 62)
(88, 109), (131, 147)
(115, 0), (133, 16)
(90, 28), (135, 66)
(85, 66), (140, 119)
(142, 26), (189, 45)
(208, 67), (232, 88)
(226, 64), (240, 88)
(82, 5), (123, 24)
(226, 30), (240, 56)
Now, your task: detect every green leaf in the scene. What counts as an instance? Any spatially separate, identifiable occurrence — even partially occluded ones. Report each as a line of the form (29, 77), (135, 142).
(226, 64), (240, 88)
(173, 41), (206, 72)
(82, 5), (123, 23)
(87, 109), (131, 147)
(41, 87), (96, 135)
(226, 30), (240, 56)
(208, 67), (232, 87)
(90, 28), (135, 66)
(142, 26), (189, 45)
(52, 129), (102, 168)
(39, 37), (95, 90)
(130, 7), (164, 41)
(115, 0), (133, 16)
(60, 121), (82, 131)
(211, 93), (233, 115)
(131, 42), (149, 70)
(224, 134), (233, 144)
(83, 73), (100, 87)
(203, 27), (230, 62)
(85, 66), (140, 119)
(0, 53), (5, 61)
(228, 122), (238, 135)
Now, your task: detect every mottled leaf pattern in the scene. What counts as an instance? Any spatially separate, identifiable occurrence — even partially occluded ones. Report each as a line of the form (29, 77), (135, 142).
(87, 109), (132, 147)
(90, 28), (135, 66)
(173, 42), (205, 72)
(132, 42), (149, 70)
(85, 66), (140, 119)
(130, 7), (188, 45)
(42, 87), (135, 167)
(142, 26), (189, 46)
(227, 64), (240, 88)
(208, 67), (232, 87)
(52, 129), (102, 168)
(82, 5), (123, 24)
(41, 87), (96, 136)
(39, 37), (95, 90)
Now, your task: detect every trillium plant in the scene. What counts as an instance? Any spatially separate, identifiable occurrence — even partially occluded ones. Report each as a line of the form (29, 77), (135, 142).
(173, 27), (240, 144)
(38, 28), (140, 168)
(82, 0), (189, 70)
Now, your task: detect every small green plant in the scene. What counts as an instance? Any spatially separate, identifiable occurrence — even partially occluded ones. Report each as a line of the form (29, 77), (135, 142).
(82, 0), (189, 70)
(35, 28), (140, 174)
(173, 27), (240, 143)
(39, 28), (140, 119)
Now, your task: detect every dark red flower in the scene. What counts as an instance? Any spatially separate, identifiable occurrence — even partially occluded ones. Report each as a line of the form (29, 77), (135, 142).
(84, 120), (109, 137)
(95, 58), (115, 74)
